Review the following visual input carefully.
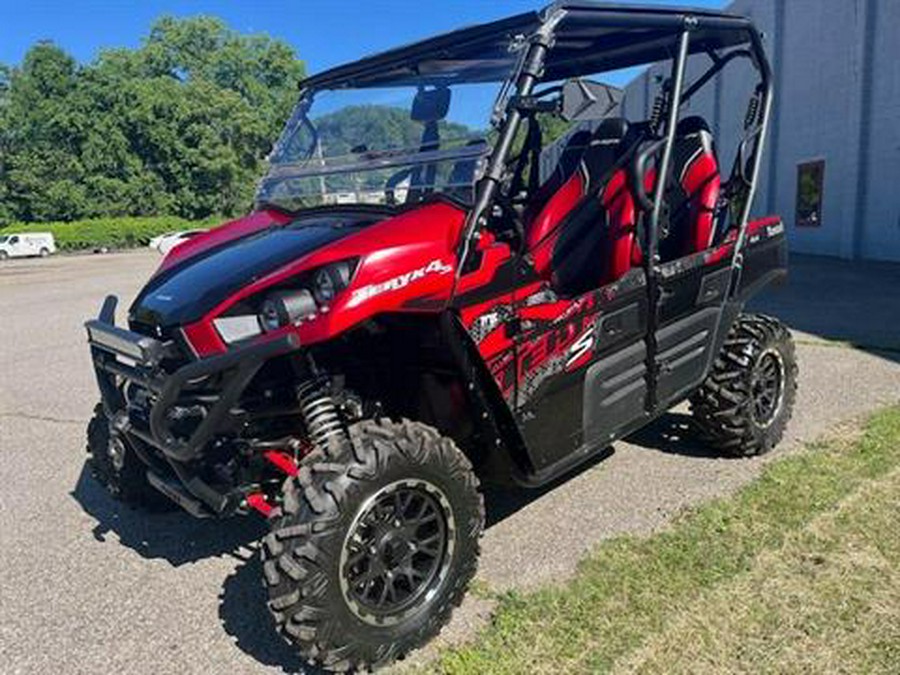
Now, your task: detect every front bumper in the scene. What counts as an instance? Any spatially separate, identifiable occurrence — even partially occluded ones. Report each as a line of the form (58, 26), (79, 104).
(86, 295), (300, 513)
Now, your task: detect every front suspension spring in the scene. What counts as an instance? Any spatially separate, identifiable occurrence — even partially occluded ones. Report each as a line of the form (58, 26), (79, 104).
(296, 379), (348, 450)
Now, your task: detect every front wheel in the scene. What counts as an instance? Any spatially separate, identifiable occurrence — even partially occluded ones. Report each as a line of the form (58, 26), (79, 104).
(690, 314), (798, 457)
(39, 247), (49, 257)
(86, 404), (174, 510)
(262, 419), (484, 672)
(0, 251), (8, 260)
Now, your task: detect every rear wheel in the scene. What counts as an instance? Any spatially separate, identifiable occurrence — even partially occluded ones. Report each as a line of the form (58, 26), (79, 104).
(690, 314), (797, 457)
(86, 404), (174, 510)
(0, 251), (8, 260)
(262, 419), (484, 672)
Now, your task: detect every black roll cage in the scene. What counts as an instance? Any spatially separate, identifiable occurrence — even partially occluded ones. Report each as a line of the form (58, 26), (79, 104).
(455, 4), (774, 298)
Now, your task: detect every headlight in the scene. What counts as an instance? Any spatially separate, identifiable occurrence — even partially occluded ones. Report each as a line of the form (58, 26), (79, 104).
(259, 289), (318, 332)
(216, 260), (357, 341)
(312, 260), (355, 306)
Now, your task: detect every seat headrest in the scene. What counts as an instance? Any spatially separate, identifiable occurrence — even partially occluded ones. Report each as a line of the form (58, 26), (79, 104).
(579, 118), (630, 188)
(676, 116), (712, 136)
(592, 117), (629, 142)
(620, 120), (654, 150)
(673, 116), (716, 171)
(555, 129), (592, 175)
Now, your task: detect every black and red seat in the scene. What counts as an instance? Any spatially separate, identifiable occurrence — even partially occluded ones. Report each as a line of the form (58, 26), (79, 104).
(525, 118), (640, 297)
(657, 116), (722, 261)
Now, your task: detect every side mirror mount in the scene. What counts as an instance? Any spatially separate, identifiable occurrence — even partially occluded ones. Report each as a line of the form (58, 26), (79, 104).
(561, 79), (623, 123)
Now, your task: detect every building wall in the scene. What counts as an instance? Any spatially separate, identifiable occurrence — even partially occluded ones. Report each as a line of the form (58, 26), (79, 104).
(617, 0), (900, 262)
(859, 0), (900, 260)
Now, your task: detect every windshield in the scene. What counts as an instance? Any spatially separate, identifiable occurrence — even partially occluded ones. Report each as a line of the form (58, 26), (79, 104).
(0, 236), (7, 244)
(256, 77), (514, 212)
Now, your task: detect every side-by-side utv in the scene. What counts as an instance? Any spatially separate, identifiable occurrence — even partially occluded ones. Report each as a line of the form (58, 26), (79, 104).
(85, 3), (796, 670)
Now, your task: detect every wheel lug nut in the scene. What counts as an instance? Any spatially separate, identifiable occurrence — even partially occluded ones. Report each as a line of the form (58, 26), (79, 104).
(369, 546), (377, 555)
(393, 519), (401, 528)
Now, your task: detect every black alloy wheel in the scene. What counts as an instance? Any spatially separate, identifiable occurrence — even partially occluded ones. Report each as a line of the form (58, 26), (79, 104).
(340, 479), (453, 625)
(263, 419), (484, 672)
(750, 348), (786, 427)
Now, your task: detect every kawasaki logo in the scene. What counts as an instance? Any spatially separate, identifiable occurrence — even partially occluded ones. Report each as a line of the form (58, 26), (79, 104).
(348, 259), (453, 307)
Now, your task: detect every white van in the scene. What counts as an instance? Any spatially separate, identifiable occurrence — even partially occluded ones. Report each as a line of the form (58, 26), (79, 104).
(0, 232), (57, 260)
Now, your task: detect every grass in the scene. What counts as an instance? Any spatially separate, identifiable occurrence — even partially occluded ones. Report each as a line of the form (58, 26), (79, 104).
(0, 214), (222, 251)
(432, 407), (900, 674)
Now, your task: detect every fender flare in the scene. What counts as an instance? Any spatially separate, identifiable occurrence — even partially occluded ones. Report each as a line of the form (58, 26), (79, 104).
(439, 311), (537, 484)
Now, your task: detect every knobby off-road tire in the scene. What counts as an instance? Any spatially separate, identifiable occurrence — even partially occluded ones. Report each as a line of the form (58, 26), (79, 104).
(262, 419), (484, 672)
(86, 403), (174, 510)
(690, 313), (798, 457)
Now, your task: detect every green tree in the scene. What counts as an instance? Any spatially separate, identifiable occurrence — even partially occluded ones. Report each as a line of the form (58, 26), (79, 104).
(0, 17), (305, 223)
(0, 62), (12, 223)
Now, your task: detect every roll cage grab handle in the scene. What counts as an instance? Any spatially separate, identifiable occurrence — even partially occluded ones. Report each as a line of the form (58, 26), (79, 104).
(453, 10), (774, 293)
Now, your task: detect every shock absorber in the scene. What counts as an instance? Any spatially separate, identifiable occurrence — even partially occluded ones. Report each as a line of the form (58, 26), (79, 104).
(296, 378), (348, 450)
(744, 88), (761, 130)
(649, 79), (670, 132)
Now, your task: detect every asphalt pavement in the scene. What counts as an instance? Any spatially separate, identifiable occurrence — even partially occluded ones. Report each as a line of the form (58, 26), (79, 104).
(1, 250), (898, 674)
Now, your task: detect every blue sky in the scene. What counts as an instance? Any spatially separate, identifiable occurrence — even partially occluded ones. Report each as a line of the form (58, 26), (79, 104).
(1, 0), (726, 74)
(1, 0), (728, 129)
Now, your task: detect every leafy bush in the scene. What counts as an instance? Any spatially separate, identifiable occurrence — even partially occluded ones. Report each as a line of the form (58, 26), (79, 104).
(0, 215), (223, 251)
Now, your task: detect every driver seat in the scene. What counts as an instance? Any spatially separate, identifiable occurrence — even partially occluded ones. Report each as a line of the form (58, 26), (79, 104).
(525, 118), (639, 296)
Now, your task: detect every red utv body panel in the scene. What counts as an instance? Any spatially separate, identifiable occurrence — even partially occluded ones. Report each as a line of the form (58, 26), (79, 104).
(174, 202), (467, 357)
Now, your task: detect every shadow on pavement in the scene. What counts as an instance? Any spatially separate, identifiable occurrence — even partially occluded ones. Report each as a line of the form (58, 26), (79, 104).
(71, 463), (265, 566)
(72, 462), (320, 673)
(625, 412), (721, 459)
(484, 409), (752, 527)
(750, 254), (900, 363)
(483, 446), (614, 527)
(219, 555), (315, 674)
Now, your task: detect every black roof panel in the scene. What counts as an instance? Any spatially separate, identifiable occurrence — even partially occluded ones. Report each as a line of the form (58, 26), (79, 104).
(302, 2), (754, 89)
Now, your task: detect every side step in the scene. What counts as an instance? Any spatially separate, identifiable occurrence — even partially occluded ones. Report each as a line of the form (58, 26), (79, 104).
(146, 471), (214, 518)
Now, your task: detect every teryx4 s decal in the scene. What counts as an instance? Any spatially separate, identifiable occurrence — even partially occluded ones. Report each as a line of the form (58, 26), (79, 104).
(348, 259), (453, 308)
(516, 294), (601, 407)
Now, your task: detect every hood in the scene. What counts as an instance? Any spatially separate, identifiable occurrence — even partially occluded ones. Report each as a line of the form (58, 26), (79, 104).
(130, 209), (387, 329)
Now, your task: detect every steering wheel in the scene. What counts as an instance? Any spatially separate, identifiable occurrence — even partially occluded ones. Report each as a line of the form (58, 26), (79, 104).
(489, 184), (528, 255)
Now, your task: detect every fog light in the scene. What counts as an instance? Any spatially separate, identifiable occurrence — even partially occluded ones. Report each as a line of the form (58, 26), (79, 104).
(260, 289), (317, 331)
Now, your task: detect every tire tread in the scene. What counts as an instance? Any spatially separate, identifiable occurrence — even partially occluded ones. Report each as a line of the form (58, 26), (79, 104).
(690, 314), (798, 457)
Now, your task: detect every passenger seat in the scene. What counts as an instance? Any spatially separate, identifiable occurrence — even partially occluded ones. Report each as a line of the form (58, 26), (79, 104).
(658, 116), (721, 261)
